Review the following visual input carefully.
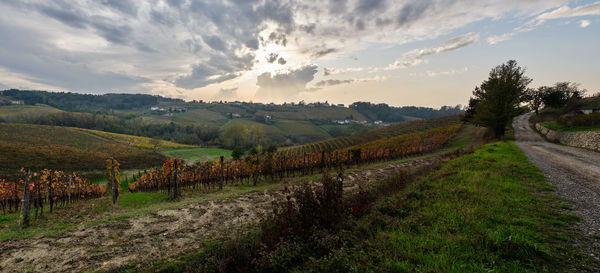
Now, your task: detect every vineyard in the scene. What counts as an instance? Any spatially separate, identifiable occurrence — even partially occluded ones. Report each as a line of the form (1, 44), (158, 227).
(1, 121), (461, 227)
(278, 114), (462, 156)
(127, 123), (461, 193)
(0, 170), (106, 216)
(0, 123), (167, 172)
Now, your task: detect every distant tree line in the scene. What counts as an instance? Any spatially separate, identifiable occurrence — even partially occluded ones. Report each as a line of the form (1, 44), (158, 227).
(0, 89), (182, 113)
(349, 102), (463, 122)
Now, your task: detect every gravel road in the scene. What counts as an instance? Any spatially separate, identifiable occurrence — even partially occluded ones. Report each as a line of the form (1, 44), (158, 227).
(514, 113), (600, 252)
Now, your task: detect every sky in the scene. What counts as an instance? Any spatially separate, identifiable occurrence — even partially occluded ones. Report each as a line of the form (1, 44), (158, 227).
(0, 0), (599, 108)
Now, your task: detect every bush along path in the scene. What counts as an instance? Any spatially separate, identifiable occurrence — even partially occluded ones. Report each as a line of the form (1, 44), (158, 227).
(138, 142), (597, 273)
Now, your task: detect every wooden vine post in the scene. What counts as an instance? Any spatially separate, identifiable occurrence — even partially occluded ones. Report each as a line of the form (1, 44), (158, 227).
(219, 156), (224, 190)
(68, 175), (72, 204)
(173, 159), (179, 199)
(22, 168), (31, 227)
(107, 158), (120, 206)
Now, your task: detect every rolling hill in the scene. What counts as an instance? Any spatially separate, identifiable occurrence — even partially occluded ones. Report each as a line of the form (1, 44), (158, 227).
(0, 123), (172, 173)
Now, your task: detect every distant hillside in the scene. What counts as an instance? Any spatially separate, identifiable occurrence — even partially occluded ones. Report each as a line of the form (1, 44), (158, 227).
(0, 89), (464, 147)
(0, 123), (170, 172)
(279, 114), (463, 155)
(0, 89), (182, 113)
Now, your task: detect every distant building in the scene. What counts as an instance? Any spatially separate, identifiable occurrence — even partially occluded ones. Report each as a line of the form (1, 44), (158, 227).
(232, 113), (242, 118)
(10, 100), (24, 105)
(264, 115), (272, 121)
(337, 104), (344, 108)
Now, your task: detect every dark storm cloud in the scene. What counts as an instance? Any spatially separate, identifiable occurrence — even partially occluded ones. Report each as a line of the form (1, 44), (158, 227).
(175, 54), (255, 89)
(396, 1), (432, 27)
(203, 35), (228, 52)
(355, 0), (388, 15)
(35, 1), (88, 29)
(134, 42), (156, 53)
(91, 19), (133, 45)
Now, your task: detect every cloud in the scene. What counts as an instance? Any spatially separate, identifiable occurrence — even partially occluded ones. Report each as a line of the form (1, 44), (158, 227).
(100, 0), (138, 16)
(580, 20), (591, 28)
(0, 0), (587, 100)
(312, 47), (338, 58)
(323, 67), (365, 76)
(315, 79), (354, 87)
(386, 32), (479, 70)
(487, 33), (514, 45)
(487, 1), (600, 44)
(267, 53), (279, 63)
(216, 87), (238, 100)
(0, 21), (150, 92)
(314, 75), (386, 87)
(537, 2), (600, 21)
(174, 54), (254, 89)
(255, 65), (318, 102)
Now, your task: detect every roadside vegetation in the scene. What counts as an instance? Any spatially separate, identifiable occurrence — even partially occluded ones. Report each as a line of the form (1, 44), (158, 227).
(133, 141), (592, 273)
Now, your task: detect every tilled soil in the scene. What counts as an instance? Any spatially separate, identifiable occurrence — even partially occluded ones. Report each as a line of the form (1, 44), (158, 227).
(0, 157), (438, 273)
(514, 113), (600, 264)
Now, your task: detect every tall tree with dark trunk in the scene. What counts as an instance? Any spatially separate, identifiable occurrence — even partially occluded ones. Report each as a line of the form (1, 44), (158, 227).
(467, 60), (532, 138)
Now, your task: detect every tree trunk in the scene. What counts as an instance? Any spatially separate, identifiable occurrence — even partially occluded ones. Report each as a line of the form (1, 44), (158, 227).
(111, 160), (117, 205)
(22, 168), (30, 227)
(219, 156), (224, 190)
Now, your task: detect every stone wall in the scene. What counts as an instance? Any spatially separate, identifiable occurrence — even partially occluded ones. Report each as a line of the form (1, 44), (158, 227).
(535, 123), (600, 152)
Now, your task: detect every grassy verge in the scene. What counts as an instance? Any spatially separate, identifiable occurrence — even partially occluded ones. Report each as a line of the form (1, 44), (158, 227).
(540, 121), (600, 132)
(137, 141), (593, 272)
(302, 141), (590, 272)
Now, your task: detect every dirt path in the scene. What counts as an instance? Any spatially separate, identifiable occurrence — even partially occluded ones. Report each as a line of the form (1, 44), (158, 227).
(0, 157), (438, 272)
(514, 113), (600, 260)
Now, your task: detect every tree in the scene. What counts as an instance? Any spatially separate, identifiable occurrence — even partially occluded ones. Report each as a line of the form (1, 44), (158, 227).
(231, 146), (245, 160)
(542, 82), (585, 109)
(526, 87), (546, 115)
(466, 60), (532, 138)
(222, 123), (248, 148)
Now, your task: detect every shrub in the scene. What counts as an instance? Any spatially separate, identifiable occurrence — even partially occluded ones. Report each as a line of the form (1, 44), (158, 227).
(558, 112), (600, 127)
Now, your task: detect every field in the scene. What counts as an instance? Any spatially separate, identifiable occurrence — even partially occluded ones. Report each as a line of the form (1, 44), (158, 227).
(0, 104), (62, 121)
(160, 147), (232, 163)
(0, 123), (167, 174)
(76, 128), (195, 150)
(173, 108), (227, 124)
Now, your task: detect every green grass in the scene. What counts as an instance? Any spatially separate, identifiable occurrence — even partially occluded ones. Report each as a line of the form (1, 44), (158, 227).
(540, 121), (600, 132)
(302, 141), (591, 272)
(160, 147), (232, 163)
